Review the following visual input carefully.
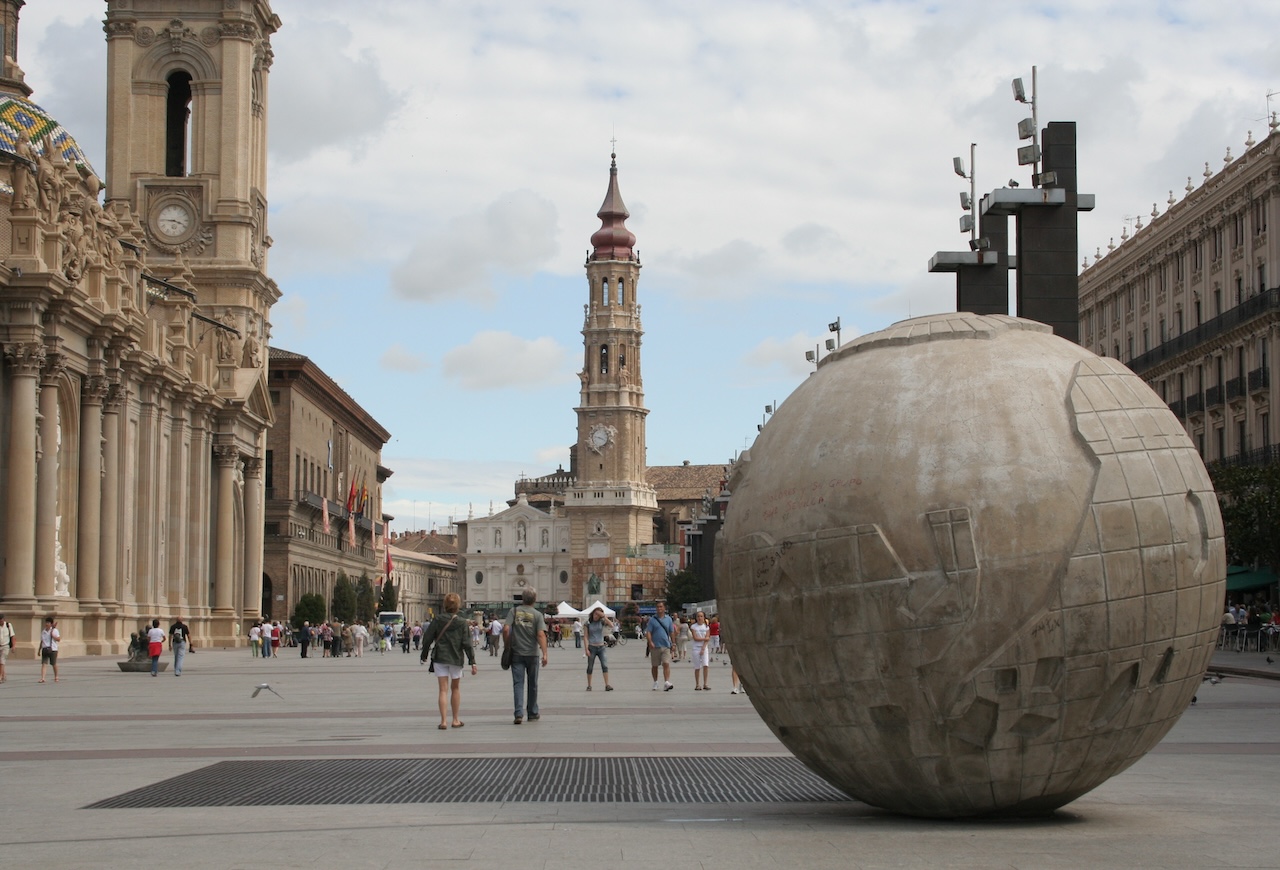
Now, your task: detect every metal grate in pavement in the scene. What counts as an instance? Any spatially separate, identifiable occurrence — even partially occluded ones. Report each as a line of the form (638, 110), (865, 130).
(84, 756), (849, 808)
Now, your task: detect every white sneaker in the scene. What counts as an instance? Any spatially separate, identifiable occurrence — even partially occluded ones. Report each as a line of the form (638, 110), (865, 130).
(653, 681), (660, 691)
(731, 688), (739, 694)
(664, 681), (674, 691)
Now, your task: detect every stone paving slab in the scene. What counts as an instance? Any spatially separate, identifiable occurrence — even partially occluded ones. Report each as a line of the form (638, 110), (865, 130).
(1, 643), (1277, 869)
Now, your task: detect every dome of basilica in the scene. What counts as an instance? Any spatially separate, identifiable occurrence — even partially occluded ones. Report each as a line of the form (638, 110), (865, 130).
(0, 92), (96, 195)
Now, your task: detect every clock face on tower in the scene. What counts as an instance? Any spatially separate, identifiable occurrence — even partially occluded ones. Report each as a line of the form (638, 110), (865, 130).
(150, 200), (197, 243)
(587, 423), (615, 453)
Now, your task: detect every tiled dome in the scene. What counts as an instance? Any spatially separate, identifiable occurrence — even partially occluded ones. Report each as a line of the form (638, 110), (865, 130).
(0, 93), (96, 195)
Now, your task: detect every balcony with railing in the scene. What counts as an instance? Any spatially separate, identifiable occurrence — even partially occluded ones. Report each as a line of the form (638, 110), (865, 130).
(1226, 375), (1246, 401)
(1168, 398), (1185, 418)
(1205, 385), (1224, 408)
(1249, 366), (1270, 393)
(294, 489), (383, 536)
(1126, 286), (1280, 376)
(1209, 443), (1280, 470)
(1185, 393), (1204, 415)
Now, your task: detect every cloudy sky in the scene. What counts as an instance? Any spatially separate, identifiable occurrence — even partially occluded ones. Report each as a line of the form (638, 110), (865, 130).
(19, 0), (1280, 528)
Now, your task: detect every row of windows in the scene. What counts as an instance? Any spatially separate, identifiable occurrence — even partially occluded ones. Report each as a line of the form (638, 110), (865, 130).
(1086, 264), (1267, 355)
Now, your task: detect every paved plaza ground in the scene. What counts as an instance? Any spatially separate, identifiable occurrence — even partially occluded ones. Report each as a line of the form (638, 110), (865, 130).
(0, 639), (1277, 869)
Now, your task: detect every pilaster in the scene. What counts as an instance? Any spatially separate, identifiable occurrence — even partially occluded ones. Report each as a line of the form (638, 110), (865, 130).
(4, 341), (44, 605)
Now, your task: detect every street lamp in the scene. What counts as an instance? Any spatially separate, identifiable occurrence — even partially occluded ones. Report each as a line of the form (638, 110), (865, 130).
(828, 317), (842, 349)
(953, 144), (980, 249)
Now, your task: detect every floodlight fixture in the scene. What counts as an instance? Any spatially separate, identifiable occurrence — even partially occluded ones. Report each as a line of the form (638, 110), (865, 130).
(959, 214), (974, 234)
(953, 156), (967, 178)
(828, 318), (841, 334)
(1008, 179), (1020, 188)
(764, 404), (773, 414)
(1011, 66), (1040, 183)
(969, 237), (990, 251)
(960, 191), (972, 210)
(805, 350), (816, 362)
(825, 338), (836, 351)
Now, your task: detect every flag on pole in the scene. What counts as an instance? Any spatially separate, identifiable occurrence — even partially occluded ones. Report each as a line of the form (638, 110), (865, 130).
(322, 497), (331, 535)
(346, 476), (357, 513)
(348, 510), (356, 548)
(384, 524), (394, 577)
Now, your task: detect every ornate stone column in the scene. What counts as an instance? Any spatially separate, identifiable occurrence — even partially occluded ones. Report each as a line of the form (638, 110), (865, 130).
(213, 444), (239, 613)
(242, 456), (264, 621)
(99, 380), (123, 610)
(34, 352), (65, 599)
(76, 374), (108, 608)
(4, 342), (44, 604)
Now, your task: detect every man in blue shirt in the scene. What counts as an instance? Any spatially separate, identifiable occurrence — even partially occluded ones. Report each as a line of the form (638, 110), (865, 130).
(646, 601), (678, 691)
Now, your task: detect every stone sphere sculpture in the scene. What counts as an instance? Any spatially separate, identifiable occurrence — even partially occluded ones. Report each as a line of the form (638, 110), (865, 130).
(718, 313), (1225, 818)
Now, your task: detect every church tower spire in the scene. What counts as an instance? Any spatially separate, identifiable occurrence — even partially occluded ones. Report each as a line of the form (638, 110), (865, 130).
(566, 151), (660, 602)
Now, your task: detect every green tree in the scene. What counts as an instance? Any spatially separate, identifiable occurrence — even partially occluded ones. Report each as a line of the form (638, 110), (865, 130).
(331, 571), (356, 623)
(664, 568), (703, 612)
(378, 578), (399, 614)
(291, 593), (326, 629)
(355, 573), (376, 624)
(1209, 462), (1280, 571)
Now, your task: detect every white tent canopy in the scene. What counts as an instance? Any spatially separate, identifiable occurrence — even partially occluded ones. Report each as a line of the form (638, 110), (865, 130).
(554, 601), (582, 618)
(579, 600), (616, 618)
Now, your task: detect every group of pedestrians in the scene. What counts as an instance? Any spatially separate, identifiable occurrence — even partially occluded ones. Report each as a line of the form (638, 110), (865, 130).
(144, 615), (191, 676)
(248, 620), (283, 658)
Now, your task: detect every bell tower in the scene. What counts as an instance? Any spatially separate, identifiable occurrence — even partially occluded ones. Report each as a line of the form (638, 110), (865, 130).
(103, 0), (281, 344)
(566, 153), (662, 602)
(102, 0), (280, 637)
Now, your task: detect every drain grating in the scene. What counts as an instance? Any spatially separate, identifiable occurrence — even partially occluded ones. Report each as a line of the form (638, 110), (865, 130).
(85, 757), (849, 808)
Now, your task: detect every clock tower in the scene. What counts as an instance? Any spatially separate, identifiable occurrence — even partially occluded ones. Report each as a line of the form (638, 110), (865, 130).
(566, 153), (663, 603)
(102, 0), (280, 638)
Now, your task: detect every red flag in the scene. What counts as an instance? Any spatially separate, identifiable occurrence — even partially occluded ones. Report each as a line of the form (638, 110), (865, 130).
(346, 477), (357, 513)
(322, 497), (331, 535)
(384, 525), (394, 576)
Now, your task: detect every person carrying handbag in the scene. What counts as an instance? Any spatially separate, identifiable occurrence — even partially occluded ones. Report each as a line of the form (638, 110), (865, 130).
(420, 593), (477, 730)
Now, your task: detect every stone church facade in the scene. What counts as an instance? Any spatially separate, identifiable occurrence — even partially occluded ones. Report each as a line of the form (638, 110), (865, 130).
(0, 0), (281, 654)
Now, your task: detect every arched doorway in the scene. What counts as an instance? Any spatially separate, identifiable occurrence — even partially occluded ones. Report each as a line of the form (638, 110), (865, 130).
(261, 573), (273, 620)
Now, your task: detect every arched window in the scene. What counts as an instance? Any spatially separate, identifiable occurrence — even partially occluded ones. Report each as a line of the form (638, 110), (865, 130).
(599, 345), (609, 374)
(617, 278), (625, 305)
(601, 277), (609, 306)
(165, 70), (193, 177)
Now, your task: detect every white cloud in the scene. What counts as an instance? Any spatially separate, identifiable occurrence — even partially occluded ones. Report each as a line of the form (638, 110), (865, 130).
(742, 332), (825, 379)
(390, 191), (560, 304)
(267, 19), (402, 162)
(782, 223), (849, 258)
(379, 344), (430, 373)
(440, 331), (570, 391)
(270, 294), (308, 338)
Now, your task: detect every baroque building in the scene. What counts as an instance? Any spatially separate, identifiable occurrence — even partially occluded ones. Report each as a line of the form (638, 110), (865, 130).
(261, 347), (390, 624)
(1078, 128), (1279, 465)
(0, 0), (281, 654)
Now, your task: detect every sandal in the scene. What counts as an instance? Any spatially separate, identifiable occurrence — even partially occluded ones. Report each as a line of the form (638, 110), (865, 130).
(437, 724), (448, 730)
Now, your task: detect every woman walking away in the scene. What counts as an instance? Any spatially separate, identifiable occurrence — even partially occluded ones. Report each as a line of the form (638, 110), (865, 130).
(689, 610), (711, 690)
(584, 607), (615, 692)
(146, 618), (166, 676)
(420, 593), (477, 730)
